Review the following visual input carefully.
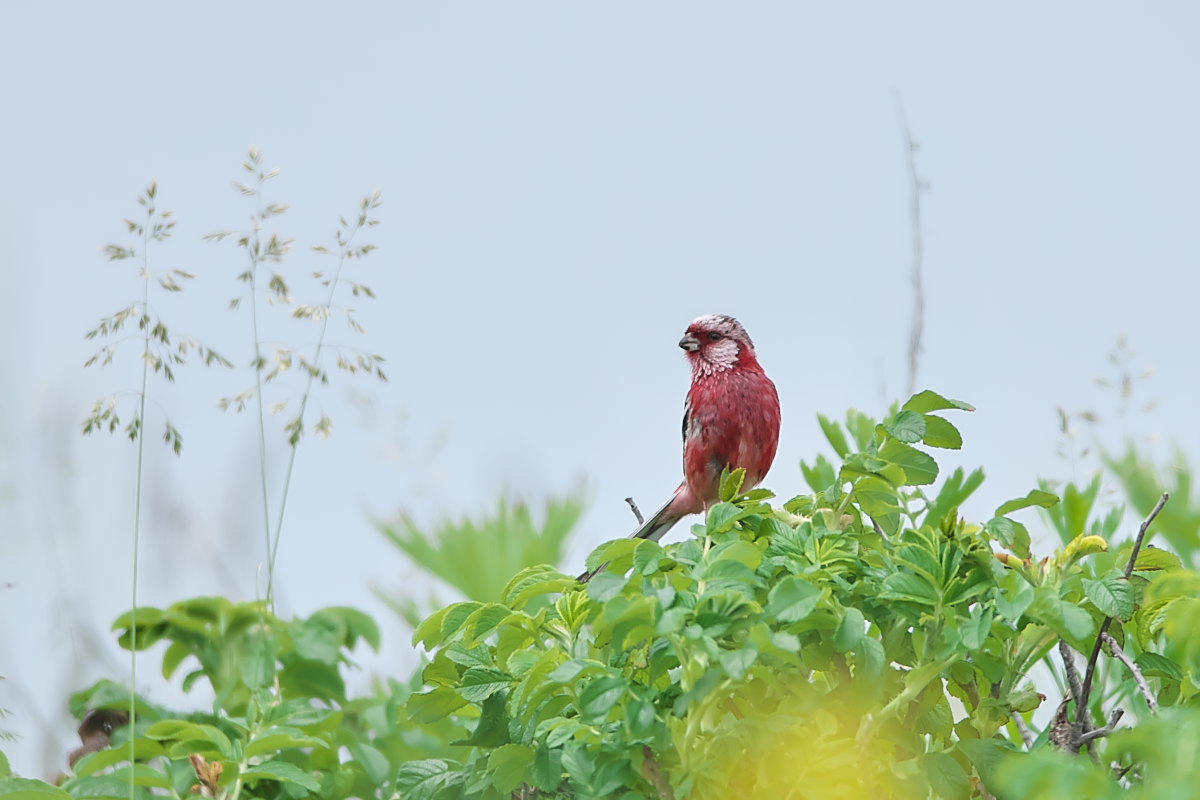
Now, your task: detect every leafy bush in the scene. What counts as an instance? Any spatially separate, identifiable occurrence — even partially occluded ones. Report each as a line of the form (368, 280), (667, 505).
(5, 390), (1200, 799)
(399, 391), (1199, 799)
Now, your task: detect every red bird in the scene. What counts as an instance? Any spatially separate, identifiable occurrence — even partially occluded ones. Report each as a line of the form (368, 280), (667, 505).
(581, 315), (780, 579)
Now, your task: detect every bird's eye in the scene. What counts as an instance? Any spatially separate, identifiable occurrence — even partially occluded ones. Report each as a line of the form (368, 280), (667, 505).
(708, 332), (723, 341)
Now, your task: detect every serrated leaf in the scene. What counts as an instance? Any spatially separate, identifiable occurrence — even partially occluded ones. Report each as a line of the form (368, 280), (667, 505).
(879, 439), (938, 486)
(394, 759), (463, 800)
(881, 572), (939, 606)
(458, 667), (512, 703)
(884, 410), (926, 443)
(922, 415), (963, 449)
(1084, 573), (1134, 619)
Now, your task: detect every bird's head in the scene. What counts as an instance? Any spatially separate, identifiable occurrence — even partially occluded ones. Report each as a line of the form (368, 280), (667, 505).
(678, 314), (758, 376)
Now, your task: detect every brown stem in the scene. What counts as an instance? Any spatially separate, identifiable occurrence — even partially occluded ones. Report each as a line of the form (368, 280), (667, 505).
(1072, 492), (1168, 748)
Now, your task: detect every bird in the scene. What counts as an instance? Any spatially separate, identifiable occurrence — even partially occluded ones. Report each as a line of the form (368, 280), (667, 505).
(579, 314), (780, 580)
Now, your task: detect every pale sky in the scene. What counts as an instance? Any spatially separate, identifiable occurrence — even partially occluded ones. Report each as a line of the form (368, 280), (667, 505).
(2, 1), (1199, 776)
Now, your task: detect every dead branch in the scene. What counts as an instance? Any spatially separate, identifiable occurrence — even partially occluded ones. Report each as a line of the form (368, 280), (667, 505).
(1101, 632), (1158, 713)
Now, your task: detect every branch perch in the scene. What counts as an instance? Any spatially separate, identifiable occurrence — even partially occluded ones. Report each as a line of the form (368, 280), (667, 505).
(1072, 492), (1168, 748)
(1101, 632), (1158, 713)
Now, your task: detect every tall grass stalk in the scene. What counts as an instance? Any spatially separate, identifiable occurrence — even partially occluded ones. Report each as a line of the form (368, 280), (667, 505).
(269, 192), (383, 580)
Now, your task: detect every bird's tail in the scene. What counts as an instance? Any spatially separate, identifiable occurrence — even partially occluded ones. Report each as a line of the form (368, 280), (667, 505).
(577, 491), (686, 582)
(631, 495), (683, 542)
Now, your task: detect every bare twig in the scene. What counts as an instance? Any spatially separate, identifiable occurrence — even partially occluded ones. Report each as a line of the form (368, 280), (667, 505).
(1101, 632), (1158, 712)
(1059, 640), (1084, 709)
(1073, 492), (1169, 746)
(625, 497), (645, 525)
(1011, 711), (1035, 749)
(868, 515), (888, 540)
(1075, 708), (1125, 747)
(895, 92), (927, 397)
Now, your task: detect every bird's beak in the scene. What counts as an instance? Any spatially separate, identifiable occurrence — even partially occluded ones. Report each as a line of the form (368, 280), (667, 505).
(678, 333), (700, 352)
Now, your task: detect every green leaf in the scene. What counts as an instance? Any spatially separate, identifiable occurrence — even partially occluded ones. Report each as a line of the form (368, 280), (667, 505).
(879, 439), (938, 486)
(502, 565), (574, 609)
(458, 667), (512, 703)
(394, 759), (463, 800)
(994, 575), (1034, 623)
(961, 605), (993, 650)
(488, 744), (536, 793)
(987, 516), (1032, 559)
(439, 601), (484, 643)
(817, 413), (851, 457)
(880, 572), (939, 607)
(719, 647), (758, 679)
(921, 415), (963, 449)
(586, 570), (627, 602)
(855, 637), (885, 678)
(1135, 651), (1182, 681)
(239, 628), (278, 689)
(1030, 589), (1094, 644)
(995, 489), (1060, 517)
(1134, 546), (1183, 573)
(903, 390), (975, 414)
(718, 467), (746, 501)
(239, 760), (321, 792)
(349, 743), (390, 786)
(579, 676), (626, 722)
(765, 576), (822, 622)
(884, 410), (926, 443)
(0, 777), (72, 799)
(922, 752), (971, 800)
(833, 607), (865, 653)
(412, 606), (450, 649)
(1084, 572), (1134, 619)
(318, 606), (381, 650)
(244, 726), (328, 758)
(407, 687), (468, 723)
(853, 476), (901, 535)
(459, 692), (510, 747)
(532, 744), (564, 792)
(145, 721), (233, 758)
(460, 603), (512, 648)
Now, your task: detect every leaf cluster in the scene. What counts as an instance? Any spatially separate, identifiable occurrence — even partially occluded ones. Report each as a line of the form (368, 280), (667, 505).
(396, 391), (1200, 799)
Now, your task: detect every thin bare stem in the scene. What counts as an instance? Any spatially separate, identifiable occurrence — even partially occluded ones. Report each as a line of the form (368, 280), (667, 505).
(1101, 632), (1157, 712)
(1059, 640), (1084, 709)
(268, 219), (364, 582)
(249, 212), (275, 610)
(625, 497), (645, 525)
(895, 92), (926, 397)
(127, 207), (152, 800)
(1073, 492), (1169, 746)
(1011, 711), (1035, 749)
(1075, 708), (1125, 747)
